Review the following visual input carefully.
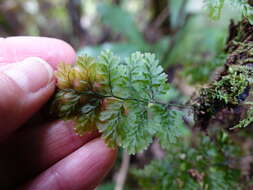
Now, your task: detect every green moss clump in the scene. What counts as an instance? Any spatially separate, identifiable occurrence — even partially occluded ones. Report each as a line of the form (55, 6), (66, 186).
(194, 19), (253, 129)
(194, 65), (252, 129)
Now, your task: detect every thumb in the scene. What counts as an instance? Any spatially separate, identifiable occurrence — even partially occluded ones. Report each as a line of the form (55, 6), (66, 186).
(0, 57), (55, 141)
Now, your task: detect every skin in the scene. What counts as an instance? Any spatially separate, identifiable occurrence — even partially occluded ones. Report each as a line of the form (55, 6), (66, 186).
(0, 37), (117, 190)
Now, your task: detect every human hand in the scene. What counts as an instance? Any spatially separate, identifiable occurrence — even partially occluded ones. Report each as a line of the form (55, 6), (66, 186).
(0, 37), (117, 190)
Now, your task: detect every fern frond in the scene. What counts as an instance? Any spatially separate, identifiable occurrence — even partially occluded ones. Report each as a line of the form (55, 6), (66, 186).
(52, 51), (184, 154)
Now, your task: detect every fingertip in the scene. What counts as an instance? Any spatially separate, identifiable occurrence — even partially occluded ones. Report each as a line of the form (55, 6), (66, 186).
(42, 37), (76, 68)
(0, 58), (56, 140)
(0, 36), (76, 69)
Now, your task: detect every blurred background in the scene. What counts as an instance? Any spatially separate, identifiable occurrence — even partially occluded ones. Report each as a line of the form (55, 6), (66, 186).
(1, 0), (250, 189)
(0, 0), (243, 85)
(0, 0), (242, 86)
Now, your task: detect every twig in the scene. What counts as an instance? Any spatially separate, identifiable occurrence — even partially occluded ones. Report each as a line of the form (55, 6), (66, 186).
(115, 150), (130, 190)
(152, 7), (169, 29)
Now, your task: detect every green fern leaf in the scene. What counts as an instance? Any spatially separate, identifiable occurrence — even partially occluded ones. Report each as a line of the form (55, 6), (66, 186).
(52, 51), (183, 154)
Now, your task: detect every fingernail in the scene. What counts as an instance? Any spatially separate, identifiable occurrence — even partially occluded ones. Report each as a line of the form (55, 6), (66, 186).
(3, 57), (54, 92)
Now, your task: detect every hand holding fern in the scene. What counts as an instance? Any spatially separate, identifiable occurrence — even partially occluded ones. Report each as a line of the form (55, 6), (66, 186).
(0, 37), (117, 190)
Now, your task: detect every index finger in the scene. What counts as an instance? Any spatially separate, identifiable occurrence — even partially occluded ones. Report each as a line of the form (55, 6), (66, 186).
(0, 37), (76, 69)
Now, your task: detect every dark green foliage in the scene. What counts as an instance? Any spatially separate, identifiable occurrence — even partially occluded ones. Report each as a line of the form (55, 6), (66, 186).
(132, 132), (242, 190)
(97, 183), (115, 190)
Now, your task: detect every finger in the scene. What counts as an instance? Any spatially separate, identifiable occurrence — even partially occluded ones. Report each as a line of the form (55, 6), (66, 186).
(0, 121), (99, 189)
(0, 57), (54, 141)
(0, 36), (76, 68)
(20, 138), (117, 190)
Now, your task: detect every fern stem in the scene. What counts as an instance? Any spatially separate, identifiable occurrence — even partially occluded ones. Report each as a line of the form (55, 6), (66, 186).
(62, 88), (191, 109)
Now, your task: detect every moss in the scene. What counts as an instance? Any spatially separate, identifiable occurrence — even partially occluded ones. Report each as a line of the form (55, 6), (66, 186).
(194, 65), (252, 128)
(194, 19), (253, 129)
